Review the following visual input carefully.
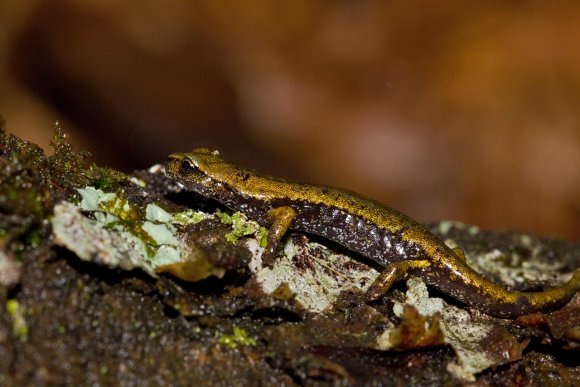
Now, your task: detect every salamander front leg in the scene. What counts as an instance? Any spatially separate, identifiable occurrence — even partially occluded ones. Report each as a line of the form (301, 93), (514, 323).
(365, 260), (430, 302)
(262, 206), (296, 267)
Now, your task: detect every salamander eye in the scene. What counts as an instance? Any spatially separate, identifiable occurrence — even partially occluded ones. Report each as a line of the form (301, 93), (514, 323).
(179, 159), (198, 175)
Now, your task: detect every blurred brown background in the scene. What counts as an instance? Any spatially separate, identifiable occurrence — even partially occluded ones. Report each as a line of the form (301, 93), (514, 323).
(1, 1), (579, 240)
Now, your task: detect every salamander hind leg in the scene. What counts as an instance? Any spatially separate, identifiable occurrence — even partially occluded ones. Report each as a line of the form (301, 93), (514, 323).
(262, 206), (296, 267)
(365, 260), (430, 302)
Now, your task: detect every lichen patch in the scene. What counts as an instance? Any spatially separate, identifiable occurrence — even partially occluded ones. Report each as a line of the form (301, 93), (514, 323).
(252, 235), (378, 313)
(374, 278), (525, 381)
(0, 248), (20, 287)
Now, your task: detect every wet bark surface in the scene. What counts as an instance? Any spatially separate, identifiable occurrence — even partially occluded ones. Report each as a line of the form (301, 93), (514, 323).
(0, 128), (578, 386)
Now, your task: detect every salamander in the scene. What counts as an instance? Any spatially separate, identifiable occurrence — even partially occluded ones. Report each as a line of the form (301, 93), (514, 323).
(165, 148), (579, 318)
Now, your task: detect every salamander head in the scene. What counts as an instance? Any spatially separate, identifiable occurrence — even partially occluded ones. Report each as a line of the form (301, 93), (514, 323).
(165, 148), (228, 191)
(166, 148), (259, 197)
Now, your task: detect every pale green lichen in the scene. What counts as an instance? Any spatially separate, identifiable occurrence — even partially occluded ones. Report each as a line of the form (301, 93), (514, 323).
(6, 299), (28, 339)
(218, 326), (257, 349)
(467, 225), (480, 236)
(129, 177), (146, 187)
(374, 278), (518, 382)
(99, 195), (132, 218)
(53, 202), (158, 273)
(0, 248), (20, 287)
(437, 221), (479, 236)
(54, 187), (267, 280)
(77, 187), (136, 221)
(54, 188), (189, 274)
(77, 187), (101, 211)
(62, 184), (380, 302)
(251, 236), (378, 313)
(145, 203), (173, 223)
(171, 209), (206, 225)
(151, 245), (182, 265)
(142, 222), (179, 246)
(473, 247), (567, 287)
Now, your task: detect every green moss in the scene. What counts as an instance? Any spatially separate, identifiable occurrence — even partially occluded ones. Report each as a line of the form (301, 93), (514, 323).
(23, 229), (41, 248)
(47, 123), (93, 188)
(0, 125), (131, 256)
(217, 211), (264, 244)
(256, 227), (269, 248)
(57, 183), (219, 274)
(171, 209), (205, 225)
(6, 299), (28, 339)
(218, 326), (257, 349)
(90, 167), (127, 192)
(215, 211), (232, 224)
(99, 195), (140, 223)
(75, 187), (161, 257)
